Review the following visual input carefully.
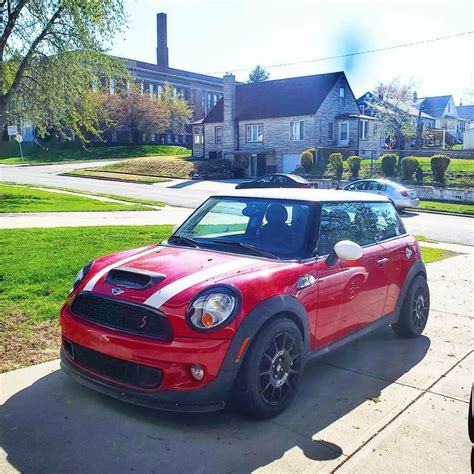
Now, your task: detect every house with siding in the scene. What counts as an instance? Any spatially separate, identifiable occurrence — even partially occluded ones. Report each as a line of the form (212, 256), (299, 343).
(192, 71), (375, 177)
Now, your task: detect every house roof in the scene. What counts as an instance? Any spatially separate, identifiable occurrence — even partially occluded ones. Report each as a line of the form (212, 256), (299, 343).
(357, 92), (435, 120)
(203, 72), (344, 123)
(457, 105), (474, 121)
(418, 95), (451, 117)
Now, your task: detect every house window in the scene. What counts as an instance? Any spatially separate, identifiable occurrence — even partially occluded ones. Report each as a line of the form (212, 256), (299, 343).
(359, 104), (365, 114)
(289, 120), (305, 141)
(150, 133), (156, 142)
(140, 81), (144, 94)
(374, 123), (378, 136)
(149, 83), (154, 97)
(111, 131), (117, 142)
(194, 127), (203, 144)
(215, 126), (223, 144)
(201, 92), (206, 108)
(339, 121), (349, 143)
(447, 103), (451, 113)
(328, 122), (334, 140)
(246, 124), (263, 143)
(109, 79), (115, 95)
(207, 92), (212, 109)
(157, 84), (163, 95)
(359, 120), (369, 140)
(339, 87), (345, 107)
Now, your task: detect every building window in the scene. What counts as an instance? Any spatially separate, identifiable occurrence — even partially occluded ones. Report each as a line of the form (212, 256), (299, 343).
(339, 87), (345, 107)
(289, 120), (305, 141)
(215, 126), (223, 144)
(246, 124), (263, 143)
(149, 83), (154, 97)
(359, 104), (365, 114)
(157, 84), (163, 95)
(207, 92), (212, 109)
(447, 103), (451, 113)
(111, 131), (117, 142)
(359, 120), (369, 140)
(140, 81), (144, 94)
(150, 133), (156, 142)
(109, 79), (115, 95)
(374, 123), (378, 136)
(194, 127), (203, 144)
(202, 91), (206, 108)
(328, 122), (334, 140)
(339, 121), (349, 143)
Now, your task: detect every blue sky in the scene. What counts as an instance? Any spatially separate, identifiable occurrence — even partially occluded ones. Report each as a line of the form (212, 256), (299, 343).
(110, 0), (474, 104)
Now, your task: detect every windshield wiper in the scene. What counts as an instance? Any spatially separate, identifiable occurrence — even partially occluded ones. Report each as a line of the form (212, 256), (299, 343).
(168, 235), (199, 248)
(212, 240), (280, 260)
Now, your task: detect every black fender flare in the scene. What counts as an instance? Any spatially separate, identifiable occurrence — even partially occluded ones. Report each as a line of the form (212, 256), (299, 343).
(220, 294), (311, 372)
(392, 260), (427, 323)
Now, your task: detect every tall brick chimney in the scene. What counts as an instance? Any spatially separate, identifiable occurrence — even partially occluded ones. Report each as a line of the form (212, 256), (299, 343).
(223, 73), (236, 155)
(156, 13), (169, 69)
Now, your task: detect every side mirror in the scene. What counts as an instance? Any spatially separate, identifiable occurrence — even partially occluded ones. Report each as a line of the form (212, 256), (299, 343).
(326, 240), (363, 267)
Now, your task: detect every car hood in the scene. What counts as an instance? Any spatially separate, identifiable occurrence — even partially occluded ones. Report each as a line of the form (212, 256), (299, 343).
(80, 244), (279, 309)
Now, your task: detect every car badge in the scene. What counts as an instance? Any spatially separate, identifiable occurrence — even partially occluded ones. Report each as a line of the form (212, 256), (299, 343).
(111, 288), (124, 296)
(405, 247), (413, 260)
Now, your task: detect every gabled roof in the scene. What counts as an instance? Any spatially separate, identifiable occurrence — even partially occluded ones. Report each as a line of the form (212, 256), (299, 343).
(357, 92), (435, 120)
(418, 95), (451, 118)
(203, 72), (344, 123)
(457, 105), (474, 121)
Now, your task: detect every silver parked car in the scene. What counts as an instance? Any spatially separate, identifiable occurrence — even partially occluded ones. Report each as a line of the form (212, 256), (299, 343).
(343, 179), (419, 211)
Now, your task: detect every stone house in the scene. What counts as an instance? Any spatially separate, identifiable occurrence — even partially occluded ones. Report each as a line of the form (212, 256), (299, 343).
(192, 71), (372, 177)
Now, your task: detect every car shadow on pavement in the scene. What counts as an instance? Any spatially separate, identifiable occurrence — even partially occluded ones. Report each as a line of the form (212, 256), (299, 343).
(1, 327), (430, 473)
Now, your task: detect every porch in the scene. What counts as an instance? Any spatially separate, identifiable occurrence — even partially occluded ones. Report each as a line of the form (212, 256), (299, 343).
(226, 150), (276, 178)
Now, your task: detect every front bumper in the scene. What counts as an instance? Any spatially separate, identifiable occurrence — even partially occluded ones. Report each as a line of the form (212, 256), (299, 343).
(61, 347), (237, 412)
(60, 304), (237, 412)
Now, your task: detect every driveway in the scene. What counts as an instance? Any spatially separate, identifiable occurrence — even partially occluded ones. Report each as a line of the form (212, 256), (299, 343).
(1, 252), (472, 473)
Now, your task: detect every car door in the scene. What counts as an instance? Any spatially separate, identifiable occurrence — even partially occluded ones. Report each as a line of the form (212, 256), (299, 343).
(313, 202), (389, 347)
(364, 201), (416, 316)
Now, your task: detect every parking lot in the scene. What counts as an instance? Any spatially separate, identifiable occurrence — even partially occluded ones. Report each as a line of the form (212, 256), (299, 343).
(1, 250), (472, 473)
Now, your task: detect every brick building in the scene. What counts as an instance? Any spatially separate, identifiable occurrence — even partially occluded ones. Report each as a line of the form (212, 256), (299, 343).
(193, 71), (373, 177)
(107, 13), (224, 146)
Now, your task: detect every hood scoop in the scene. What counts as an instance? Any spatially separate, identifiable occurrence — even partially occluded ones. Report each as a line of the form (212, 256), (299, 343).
(105, 267), (166, 290)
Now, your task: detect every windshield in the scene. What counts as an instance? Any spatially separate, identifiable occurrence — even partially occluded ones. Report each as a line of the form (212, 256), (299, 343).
(170, 196), (313, 260)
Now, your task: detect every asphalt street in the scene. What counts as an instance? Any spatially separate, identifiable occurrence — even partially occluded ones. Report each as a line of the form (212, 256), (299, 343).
(1, 162), (473, 245)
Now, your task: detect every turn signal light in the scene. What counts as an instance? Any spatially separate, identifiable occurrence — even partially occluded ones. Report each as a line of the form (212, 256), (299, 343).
(201, 312), (214, 328)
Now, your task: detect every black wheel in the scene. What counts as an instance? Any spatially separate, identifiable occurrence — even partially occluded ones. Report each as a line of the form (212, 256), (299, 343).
(392, 275), (430, 338)
(233, 319), (303, 419)
(469, 386), (474, 444)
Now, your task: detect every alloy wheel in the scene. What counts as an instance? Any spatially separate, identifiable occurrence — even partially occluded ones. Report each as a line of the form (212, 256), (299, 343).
(258, 331), (301, 406)
(411, 286), (429, 330)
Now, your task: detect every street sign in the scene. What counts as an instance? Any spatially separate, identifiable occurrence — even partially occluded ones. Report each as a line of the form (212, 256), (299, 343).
(7, 125), (18, 136)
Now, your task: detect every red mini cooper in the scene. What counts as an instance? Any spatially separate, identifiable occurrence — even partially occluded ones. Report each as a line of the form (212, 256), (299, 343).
(60, 189), (429, 418)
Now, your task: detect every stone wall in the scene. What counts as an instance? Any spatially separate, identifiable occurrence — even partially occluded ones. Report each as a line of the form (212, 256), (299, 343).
(304, 178), (474, 203)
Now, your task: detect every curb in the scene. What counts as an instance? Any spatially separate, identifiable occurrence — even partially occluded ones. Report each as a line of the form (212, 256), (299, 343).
(405, 207), (473, 218)
(60, 173), (156, 185)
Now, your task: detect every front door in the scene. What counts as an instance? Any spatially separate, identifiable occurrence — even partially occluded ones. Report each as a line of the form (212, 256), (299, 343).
(257, 154), (267, 176)
(313, 202), (389, 347)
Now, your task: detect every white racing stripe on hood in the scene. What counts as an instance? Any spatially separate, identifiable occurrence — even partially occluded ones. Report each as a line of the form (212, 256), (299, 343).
(144, 257), (255, 309)
(83, 247), (161, 292)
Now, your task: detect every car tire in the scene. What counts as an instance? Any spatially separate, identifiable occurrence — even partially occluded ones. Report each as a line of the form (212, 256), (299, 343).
(232, 318), (304, 419)
(469, 386), (474, 443)
(392, 275), (430, 338)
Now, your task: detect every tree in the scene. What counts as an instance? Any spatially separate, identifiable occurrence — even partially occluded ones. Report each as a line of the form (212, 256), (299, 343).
(160, 84), (192, 135)
(300, 150), (313, 172)
(367, 79), (417, 153)
(247, 65), (270, 83)
(104, 90), (170, 144)
(0, 0), (129, 142)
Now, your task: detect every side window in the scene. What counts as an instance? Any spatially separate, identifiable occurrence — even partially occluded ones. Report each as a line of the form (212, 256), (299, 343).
(318, 202), (376, 255)
(273, 175), (288, 185)
(256, 175), (272, 184)
(364, 202), (406, 241)
(353, 181), (368, 190)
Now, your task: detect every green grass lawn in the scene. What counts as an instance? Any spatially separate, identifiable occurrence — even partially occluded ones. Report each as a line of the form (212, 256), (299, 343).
(0, 225), (172, 371)
(416, 200), (474, 215)
(0, 184), (154, 213)
(0, 141), (190, 164)
(421, 247), (460, 264)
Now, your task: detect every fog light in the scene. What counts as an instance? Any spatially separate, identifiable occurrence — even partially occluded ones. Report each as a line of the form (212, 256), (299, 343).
(190, 364), (204, 381)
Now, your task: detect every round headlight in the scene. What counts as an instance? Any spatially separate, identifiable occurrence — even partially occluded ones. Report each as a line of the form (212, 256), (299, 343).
(187, 286), (240, 332)
(71, 261), (93, 291)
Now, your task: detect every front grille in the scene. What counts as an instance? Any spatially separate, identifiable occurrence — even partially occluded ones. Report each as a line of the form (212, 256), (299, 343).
(63, 339), (162, 389)
(70, 292), (173, 341)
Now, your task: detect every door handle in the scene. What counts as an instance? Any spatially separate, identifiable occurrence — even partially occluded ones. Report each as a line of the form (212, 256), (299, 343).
(377, 257), (389, 266)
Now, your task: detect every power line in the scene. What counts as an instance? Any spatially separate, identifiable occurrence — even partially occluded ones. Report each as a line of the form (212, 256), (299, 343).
(206, 31), (474, 75)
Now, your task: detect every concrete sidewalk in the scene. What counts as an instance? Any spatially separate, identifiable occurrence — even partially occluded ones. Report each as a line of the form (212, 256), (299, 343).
(0, 206), (193, 228)
(1, 254), (472, 473)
